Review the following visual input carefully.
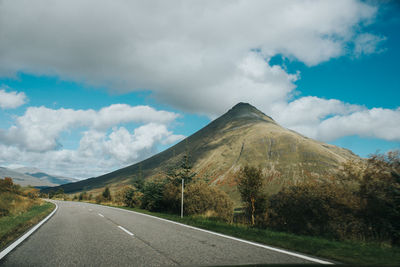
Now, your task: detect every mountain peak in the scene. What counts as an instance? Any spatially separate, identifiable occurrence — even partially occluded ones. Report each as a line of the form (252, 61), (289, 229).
(225, 102), (274, 122)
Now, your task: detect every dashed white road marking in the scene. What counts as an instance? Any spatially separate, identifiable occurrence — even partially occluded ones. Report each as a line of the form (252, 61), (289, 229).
(104, 205), (332, 264)
(88, 209), (92, 211)
(118, 226), (134, 236)
(98, 213), (104, 217)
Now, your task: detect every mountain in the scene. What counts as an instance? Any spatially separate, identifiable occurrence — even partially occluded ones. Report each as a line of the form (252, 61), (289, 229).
(13, 167), (42, 174)
(0, 167), (78, 187)
(47, 103), (359, 203)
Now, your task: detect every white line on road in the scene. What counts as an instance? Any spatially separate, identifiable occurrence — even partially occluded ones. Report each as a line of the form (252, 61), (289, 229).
(118, 226), (134, 236)
(103, 205), (333, 265)
(98, 213), (104, 217)
(0, 201), (58, 260)
(88, 209), (92, 211)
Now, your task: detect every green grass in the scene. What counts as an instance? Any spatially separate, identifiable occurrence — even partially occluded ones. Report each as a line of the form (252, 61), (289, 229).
(0, 201), (55, 250)
(97, 202), (400, 265)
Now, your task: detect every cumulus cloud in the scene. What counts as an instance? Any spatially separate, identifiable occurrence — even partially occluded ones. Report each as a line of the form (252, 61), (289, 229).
(0, 0), (381, 115)
(316, 107), (400, 141)
(273, 98), (400, 142)
(0, 104), (179, 152)
(0, 104), (184, 178)
(0, 88), (27, 109)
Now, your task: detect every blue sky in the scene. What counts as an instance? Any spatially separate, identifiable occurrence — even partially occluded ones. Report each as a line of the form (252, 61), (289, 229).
(0, 1), (399, 178)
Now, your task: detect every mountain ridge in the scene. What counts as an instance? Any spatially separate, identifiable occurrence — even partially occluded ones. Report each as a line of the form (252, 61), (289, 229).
(0, 166), (78, 187)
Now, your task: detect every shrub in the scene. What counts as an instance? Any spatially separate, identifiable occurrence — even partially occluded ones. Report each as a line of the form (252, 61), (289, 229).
(358, 151), (400, 244)
(267, 181), (360, 239)
(162, 182), (181, 213)
(95, 194), (104, 204)
(102, 187), (112, 202)
(78, 191), (88, 201)
(267, 151), (400, 244)
(0, 177), (20, 194)
(26, 189), (39, 199)
(141, 179), (166, 211)
(115, 186), (143, 208)
(184, 182), (234, 222)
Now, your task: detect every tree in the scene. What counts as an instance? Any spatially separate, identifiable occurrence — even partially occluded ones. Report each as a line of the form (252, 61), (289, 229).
(132, 175), (144, 193)
(141, 179), (166, 211)
(236, 165), (266, 226)
(79, 191), (88, 201)
(48, 190), (55, 199)
(102, 187), (112, 201)
(163, 151), (196, 213)
(358, 151), (400, 244)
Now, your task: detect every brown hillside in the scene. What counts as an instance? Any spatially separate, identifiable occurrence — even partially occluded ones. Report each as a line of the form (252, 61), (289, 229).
(47, 103), (359, 204)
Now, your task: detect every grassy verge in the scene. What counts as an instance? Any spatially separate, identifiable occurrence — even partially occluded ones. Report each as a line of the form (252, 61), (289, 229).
(0, 201), (55, 250)
(95, 202), (399, 265)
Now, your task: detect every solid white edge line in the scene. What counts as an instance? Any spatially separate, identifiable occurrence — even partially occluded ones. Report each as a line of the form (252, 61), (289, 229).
(0, 200), (58, 260)
(98, 213), (104, 217)
(99, 204), (333, 265)
(118, 226), (134, 236)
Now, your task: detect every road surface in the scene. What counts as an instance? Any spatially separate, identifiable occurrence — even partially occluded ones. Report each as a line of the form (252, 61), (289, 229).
(0, 200), (330, 266)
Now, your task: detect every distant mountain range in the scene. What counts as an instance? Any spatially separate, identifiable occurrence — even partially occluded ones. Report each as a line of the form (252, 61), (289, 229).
(46, 102), (359, 204)
(0, 166), (78, 187)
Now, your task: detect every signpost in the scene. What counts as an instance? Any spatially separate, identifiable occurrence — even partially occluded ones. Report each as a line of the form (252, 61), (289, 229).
(181, 178), (184, 218)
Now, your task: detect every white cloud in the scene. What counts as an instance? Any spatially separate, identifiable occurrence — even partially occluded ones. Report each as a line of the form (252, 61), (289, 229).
(0, 0), (380, 115)
(0, 105), (184, 178)
(104, 124), (183, 163)
(353, 33), (386, 57)
(316, 107), (400, 141)
(273, 98), (400, 142)
(0, 88), (27, 109)
(0, 104), (179, 152)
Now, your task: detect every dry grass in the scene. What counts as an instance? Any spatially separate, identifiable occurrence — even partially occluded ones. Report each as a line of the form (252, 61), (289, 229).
(0, 201), (55, 250)
(0, 192), (40, 217)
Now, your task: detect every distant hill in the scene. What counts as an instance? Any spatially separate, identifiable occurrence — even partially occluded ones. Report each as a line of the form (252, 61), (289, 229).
(46, 102), (359, 203)
(0, 167), (78, 187)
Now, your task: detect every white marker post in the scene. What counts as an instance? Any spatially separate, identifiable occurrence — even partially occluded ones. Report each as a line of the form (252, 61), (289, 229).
(181, 178), (184, 218)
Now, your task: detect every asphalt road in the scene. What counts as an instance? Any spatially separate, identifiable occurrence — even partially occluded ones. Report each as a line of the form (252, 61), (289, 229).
(0, 200), (329, 266)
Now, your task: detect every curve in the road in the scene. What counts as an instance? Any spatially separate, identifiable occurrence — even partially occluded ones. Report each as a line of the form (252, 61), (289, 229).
(0, 201), (58, 260)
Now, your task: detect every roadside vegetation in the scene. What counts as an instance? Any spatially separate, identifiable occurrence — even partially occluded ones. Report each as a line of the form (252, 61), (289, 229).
(67, 151), (400, 265)
(0, 177), (55, 250)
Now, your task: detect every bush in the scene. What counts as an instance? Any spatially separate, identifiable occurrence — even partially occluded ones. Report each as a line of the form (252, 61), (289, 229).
(267, 181), (360, 239)
(26, 189), (39, 199)
(184, 182), (234, 222)
(141, 179), (166, 211)
(95, 194), (104, 204)
(115, 186), (143, 208)
(102, 187), (112, 202)
(163, 182), (181, 213)
(358, 151), (400, 244)
(78, 191), (88, 201)
(0, 177), (20, 194)
(267, 151), (400, 244)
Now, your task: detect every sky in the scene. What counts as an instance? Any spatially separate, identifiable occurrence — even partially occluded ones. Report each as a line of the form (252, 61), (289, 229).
(0, 0), (399, 179)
